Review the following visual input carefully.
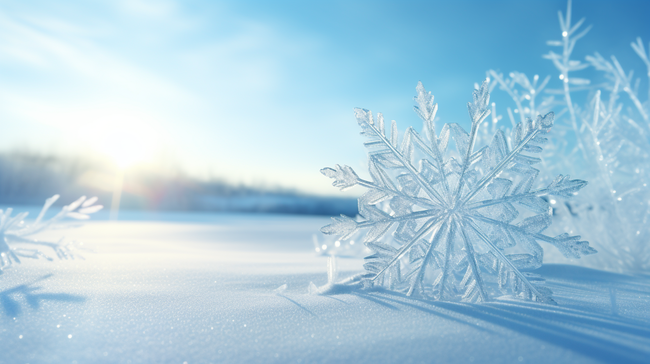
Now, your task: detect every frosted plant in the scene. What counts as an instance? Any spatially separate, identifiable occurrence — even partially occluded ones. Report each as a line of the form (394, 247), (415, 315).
(321, 81), (595, 303)
(482, 0), (650, 273)
(542, 0), (593, 148)
(557, 79), (650, 273)
(541, 0), (650, 272)
(0, 194), (103, 271)
(487, 71), (555, 127)
(482, 71), (571, 182)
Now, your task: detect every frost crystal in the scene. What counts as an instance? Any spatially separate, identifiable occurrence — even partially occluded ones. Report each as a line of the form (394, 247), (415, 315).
(0, 194), (103, 271)
(321, 81), (596, 303)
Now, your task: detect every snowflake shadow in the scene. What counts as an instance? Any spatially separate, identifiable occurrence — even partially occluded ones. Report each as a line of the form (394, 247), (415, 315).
(0, 274), (86, 317)
(435, 300), (650, 364)
(333, 264), (650, 363)
(423, 265), (650, 364)
(275, 294), (318, 318)
(352, 290), (497, 334)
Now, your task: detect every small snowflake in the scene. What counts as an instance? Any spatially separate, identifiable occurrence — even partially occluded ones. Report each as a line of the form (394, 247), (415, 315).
(321, 81), (596, 303)
(0, 194), (103, 270)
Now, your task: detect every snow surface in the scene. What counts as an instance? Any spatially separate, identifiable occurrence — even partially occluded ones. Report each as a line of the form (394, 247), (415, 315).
(0, 213), (649, 363)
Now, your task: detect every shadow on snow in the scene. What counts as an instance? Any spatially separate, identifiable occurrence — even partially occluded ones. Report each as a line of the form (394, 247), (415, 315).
(304, 264), (650, 363)
(0, 274), (86, 317)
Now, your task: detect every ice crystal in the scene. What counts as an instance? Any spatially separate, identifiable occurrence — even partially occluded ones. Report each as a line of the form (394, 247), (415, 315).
(0, 194), (103, 271)
(321, 81), (596, 303)
(273, 284), (288, 295)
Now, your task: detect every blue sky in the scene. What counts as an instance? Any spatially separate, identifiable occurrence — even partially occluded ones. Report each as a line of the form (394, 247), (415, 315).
(0, 0), (648, 195)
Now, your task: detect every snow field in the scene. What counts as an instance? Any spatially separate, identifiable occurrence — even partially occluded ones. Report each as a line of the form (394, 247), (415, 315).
(0, 214), (648, 363)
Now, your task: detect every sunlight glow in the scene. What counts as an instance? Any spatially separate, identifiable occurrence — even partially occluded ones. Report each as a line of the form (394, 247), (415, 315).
(85, 113), (158, 168)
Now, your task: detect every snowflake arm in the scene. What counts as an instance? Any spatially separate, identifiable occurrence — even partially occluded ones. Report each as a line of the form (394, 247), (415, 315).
(461, 112), (555, 206)
(369, 217), (443, 284)
(413, 82), (451, 197)
(463, 218), (555, 304)
(405, 220), (449, 296)
(354, 109), (447, 206)
(453, 81), (492, 205)
(321, 164), (438, 209)
(467, 174), (588, 210)
(468, 213), (594, 259)
(457, 219), (489, 302)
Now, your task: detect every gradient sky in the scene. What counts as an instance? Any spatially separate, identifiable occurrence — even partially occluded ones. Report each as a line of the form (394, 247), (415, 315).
(0, 0), (648, 195)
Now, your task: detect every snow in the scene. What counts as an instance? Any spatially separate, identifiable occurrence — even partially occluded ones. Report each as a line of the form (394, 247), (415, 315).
(0, 213), (649, 363)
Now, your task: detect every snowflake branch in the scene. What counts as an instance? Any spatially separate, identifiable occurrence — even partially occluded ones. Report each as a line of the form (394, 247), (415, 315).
(466, 175), (587, 210)
(371, 217), (444, 282)
(457, 219), (489, 302)
(453, 81), (491, 205)
(464, 217), (552, 304)
(320, 165), (439, 209)
(406, 220), (449, 296)
(461, 112), (554, 206)
(413, 82), (450, 198)
(322, 209), (444, 240)
(469, 214), (553, 243)
(356, 109), (447, 206)
(437, 220), (457, 300)
(357, 179), (439, 209)
(408, 122), (452, 200)
(468, 213), (595, 259)
(358, 209), (442, 228)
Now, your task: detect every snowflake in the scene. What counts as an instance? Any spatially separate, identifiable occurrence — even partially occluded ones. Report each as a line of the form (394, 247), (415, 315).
(320, 81), (596, 303)
(0, 194), (103, 271)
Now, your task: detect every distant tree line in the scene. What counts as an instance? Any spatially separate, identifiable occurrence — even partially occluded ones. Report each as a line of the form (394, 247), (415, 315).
(0, 151), (357, 216)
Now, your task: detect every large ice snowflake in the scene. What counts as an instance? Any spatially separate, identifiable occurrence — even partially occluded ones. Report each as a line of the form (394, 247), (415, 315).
(321, 81), (596, 303)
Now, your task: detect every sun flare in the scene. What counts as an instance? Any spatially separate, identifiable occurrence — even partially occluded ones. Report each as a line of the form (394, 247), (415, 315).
(85, 114), (158, 168)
